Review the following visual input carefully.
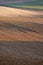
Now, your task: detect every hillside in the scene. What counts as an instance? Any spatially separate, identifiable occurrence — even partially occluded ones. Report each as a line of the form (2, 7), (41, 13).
(0, 6), (43, 41)
(0, 0), (43, 10)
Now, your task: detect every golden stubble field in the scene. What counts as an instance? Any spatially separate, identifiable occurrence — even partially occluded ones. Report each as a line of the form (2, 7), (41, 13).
(0, 6), (43, 41)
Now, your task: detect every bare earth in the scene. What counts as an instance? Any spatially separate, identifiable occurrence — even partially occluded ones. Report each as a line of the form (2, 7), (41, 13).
(0, 41), (43, 65)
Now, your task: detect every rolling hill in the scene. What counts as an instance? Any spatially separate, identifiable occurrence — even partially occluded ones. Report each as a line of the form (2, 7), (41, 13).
(0, 0), (43, 9)
(0, 0), (43, 5)
(0, 6), (43, 41)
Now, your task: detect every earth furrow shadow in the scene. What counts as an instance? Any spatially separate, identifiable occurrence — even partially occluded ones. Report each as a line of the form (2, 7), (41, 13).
(0, 21), (42, 34)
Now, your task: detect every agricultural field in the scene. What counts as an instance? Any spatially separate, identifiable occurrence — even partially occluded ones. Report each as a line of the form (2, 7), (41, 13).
(0, 0), (43, 65)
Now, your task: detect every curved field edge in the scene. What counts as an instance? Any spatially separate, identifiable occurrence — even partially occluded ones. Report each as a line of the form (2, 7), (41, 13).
(1, 5), (43, 10)
(8, 5), (43, 10)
